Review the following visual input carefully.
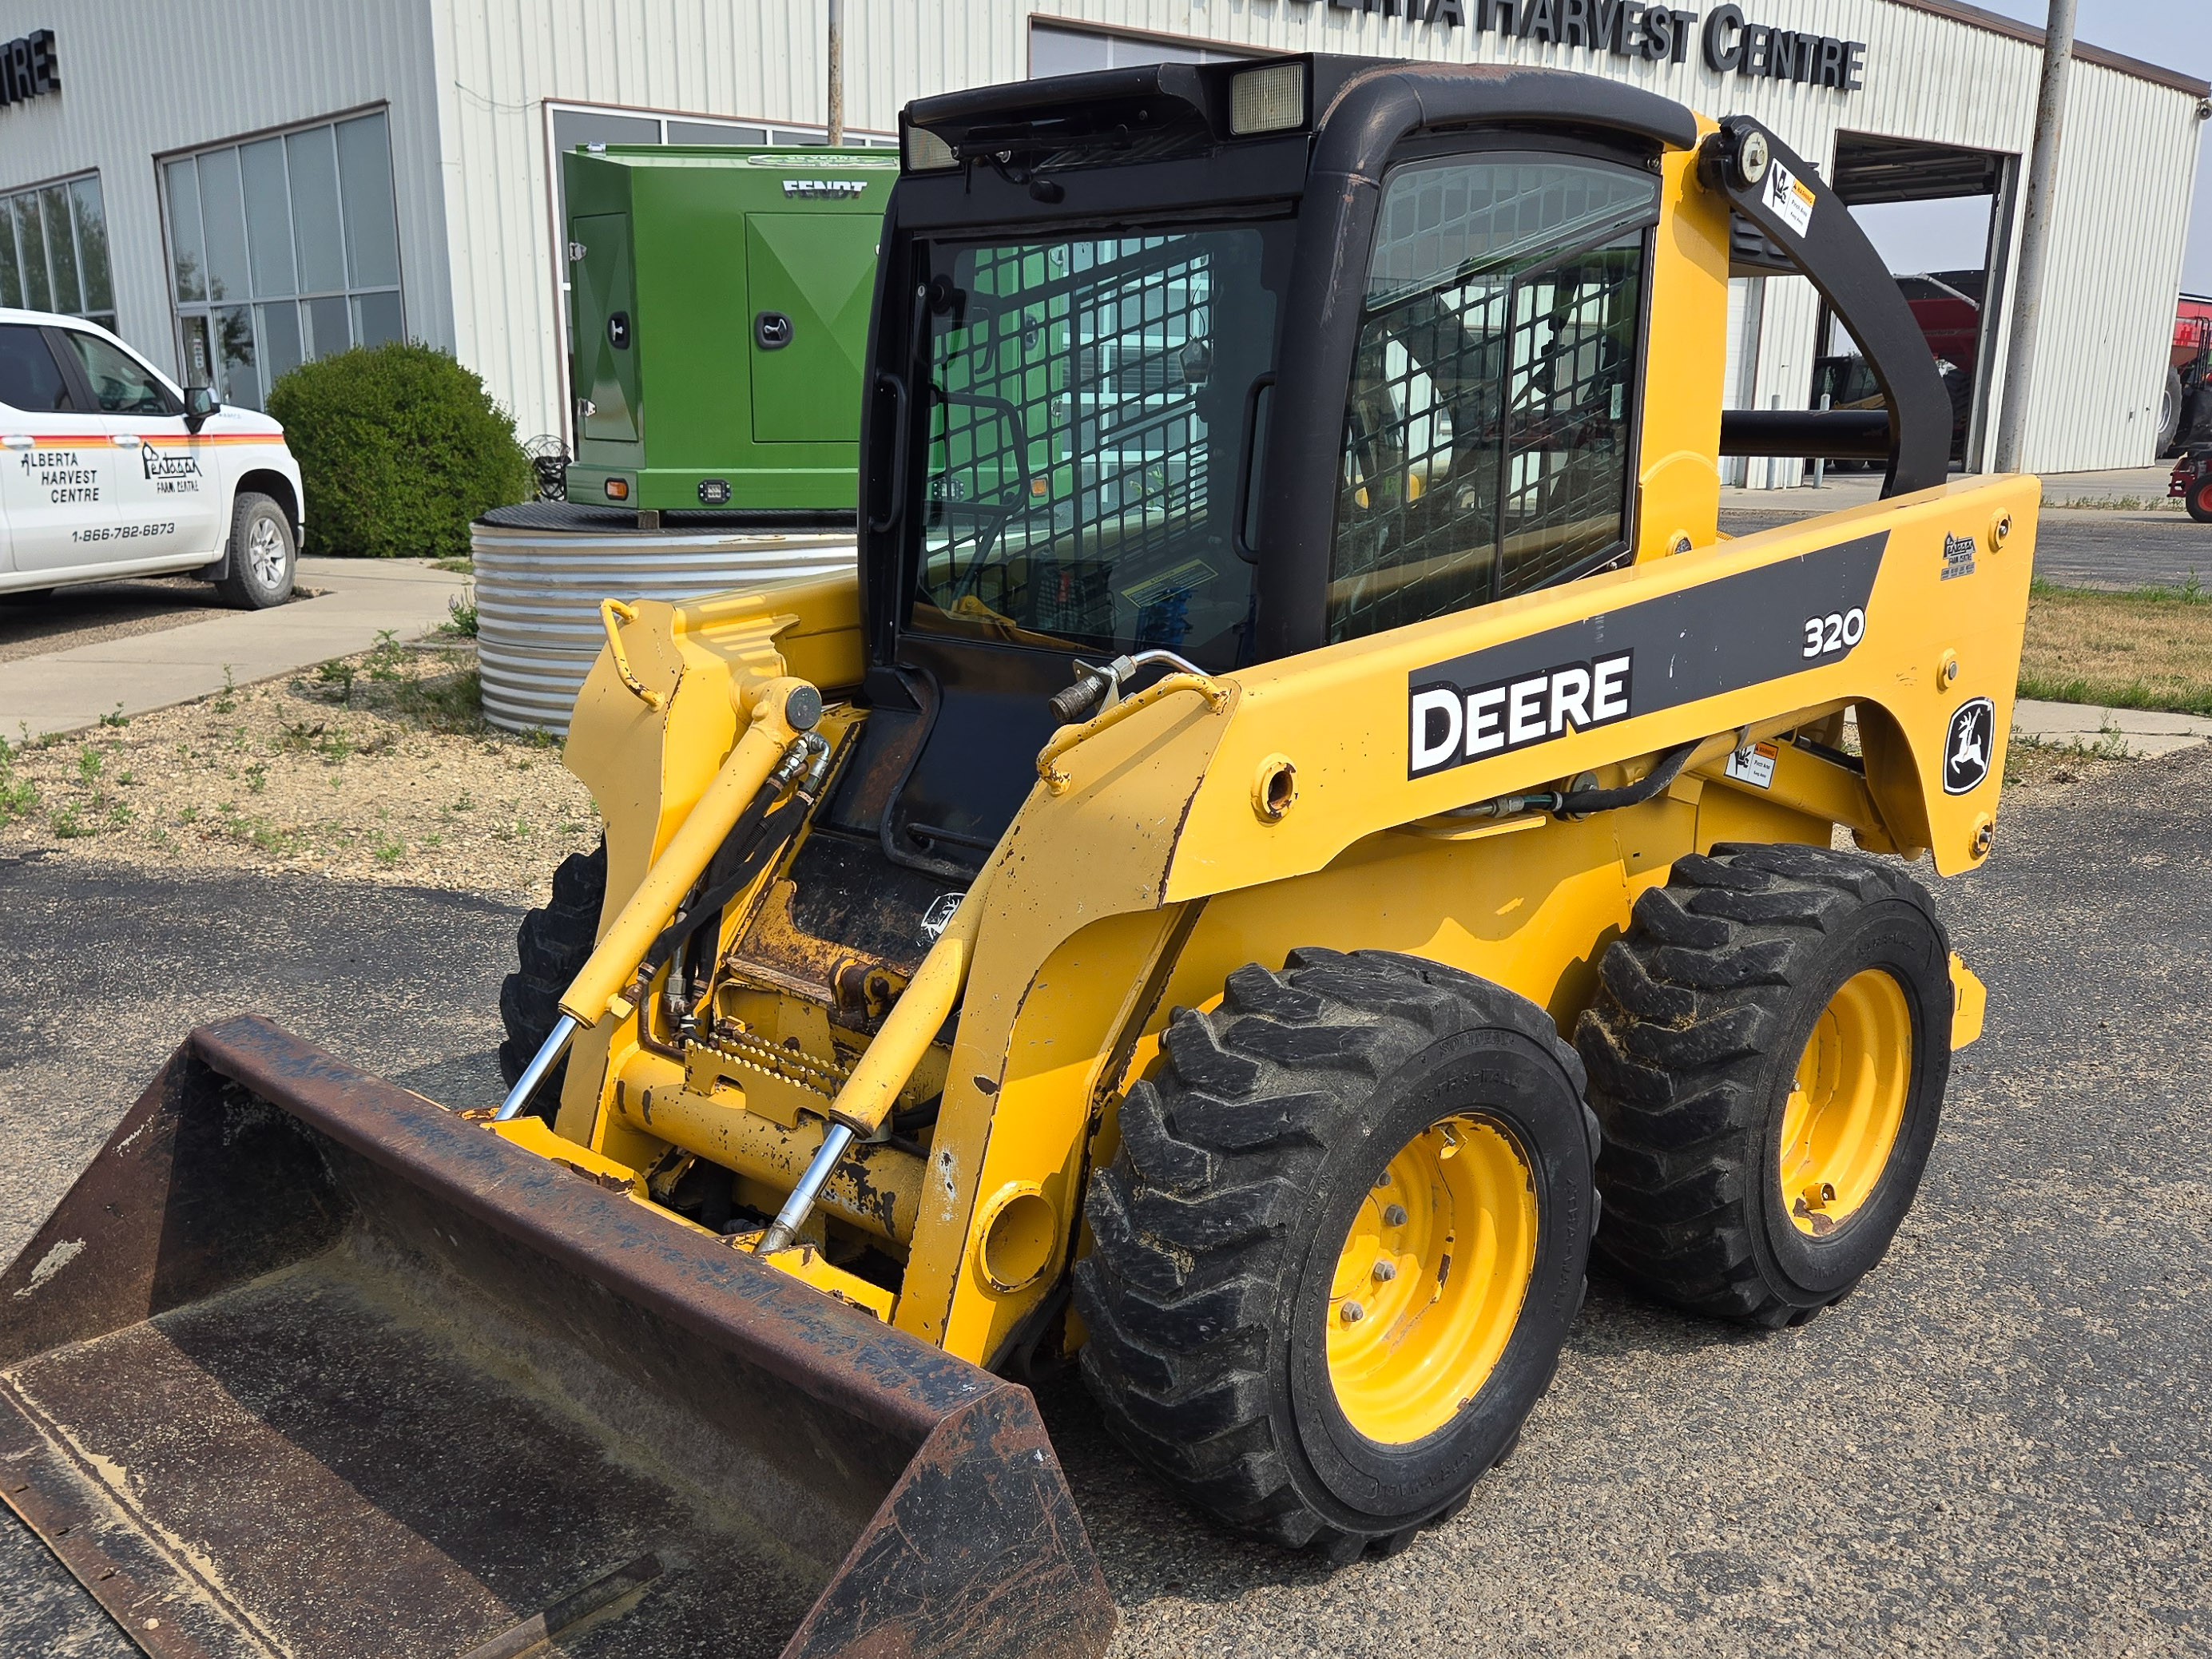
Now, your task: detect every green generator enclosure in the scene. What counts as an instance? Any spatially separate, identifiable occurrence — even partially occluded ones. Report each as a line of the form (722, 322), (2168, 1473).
(562, 145), (893, 513)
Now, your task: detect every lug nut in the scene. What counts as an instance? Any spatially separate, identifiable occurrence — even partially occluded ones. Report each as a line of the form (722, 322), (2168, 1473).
(1339, 1301), (1364, 1324)
(1372, 1260), (1397, 1283)
(1373, 1171), (1392, 1189)
(1384, 1205), (1408, 1228)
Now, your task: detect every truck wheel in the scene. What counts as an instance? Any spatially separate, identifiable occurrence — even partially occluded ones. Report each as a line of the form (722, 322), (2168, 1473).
(1576, 844), (1951, 1330)
(2187, 474), (2212, 525)
(213, 492), (296, 609)
(1074, 949), (1596, 1561)
(2158, 367), (2185, 457)
(498, 840), (607, 1117)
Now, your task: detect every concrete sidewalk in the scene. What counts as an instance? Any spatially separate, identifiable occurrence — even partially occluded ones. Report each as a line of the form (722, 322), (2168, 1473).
(0, 558), (468, 738)
(2013, 696), (2212, 758)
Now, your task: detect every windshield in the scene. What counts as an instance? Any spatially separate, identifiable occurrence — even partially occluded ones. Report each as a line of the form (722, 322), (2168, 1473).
(909, 222), (1289, 670)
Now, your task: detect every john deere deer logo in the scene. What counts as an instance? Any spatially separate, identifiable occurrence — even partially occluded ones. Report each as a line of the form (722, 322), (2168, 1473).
(1943, 698), (1995, 795)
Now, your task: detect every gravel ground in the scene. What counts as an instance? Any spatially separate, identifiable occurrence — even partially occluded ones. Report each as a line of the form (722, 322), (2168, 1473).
(2, 743), (2205, 1657)
(0, 635), (598, 903)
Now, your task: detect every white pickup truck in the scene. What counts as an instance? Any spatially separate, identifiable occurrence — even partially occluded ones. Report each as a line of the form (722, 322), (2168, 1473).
(0, 308), (304, 608)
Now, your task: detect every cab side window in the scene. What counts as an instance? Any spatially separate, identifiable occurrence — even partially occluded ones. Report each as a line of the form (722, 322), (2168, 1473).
(0, 324), (77, 412)
(61, 331), (177, 415)
(1326, 156), (1659, 642)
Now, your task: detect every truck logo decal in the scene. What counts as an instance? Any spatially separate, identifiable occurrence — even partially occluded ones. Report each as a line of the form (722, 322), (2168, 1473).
(782, 179), (868, 199)
(143, 447), (202, 494)
(1943, 697), (1995, 795)
(1408, 533), (1887, 780)
(1941, 532), (1976, 581)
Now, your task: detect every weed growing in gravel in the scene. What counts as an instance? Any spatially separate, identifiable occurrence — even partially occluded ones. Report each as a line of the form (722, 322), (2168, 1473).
(442, 593), (480, 638)
(246, 763), (268, 794)
(109, 801), (136, 828)
(177, 806), (200, 825)
(99, 704), (129, 728)
(213, 665), (237, 714)
(367, 630), (407, 684)
(371, 834), (404, 866)
(316, 659), (358, 703)
(50, 805), (88, 839)
(392, 666), (486, 734)
(76, 746), (102, 785)
(0, 732), (35, 820)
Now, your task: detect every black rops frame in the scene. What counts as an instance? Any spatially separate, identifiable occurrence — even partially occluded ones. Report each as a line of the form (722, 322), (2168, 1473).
(1704, 117), (1954, 500)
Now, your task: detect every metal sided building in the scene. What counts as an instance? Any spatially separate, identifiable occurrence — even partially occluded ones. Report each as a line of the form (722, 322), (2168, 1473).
(0, 0), (2202, 482)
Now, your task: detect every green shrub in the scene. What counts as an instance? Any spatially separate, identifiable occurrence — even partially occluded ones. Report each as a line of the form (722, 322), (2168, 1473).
(268, 342), (533, 560)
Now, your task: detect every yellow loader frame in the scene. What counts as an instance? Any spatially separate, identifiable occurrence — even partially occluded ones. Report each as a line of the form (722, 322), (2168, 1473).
(541, 470), (2027, 1371)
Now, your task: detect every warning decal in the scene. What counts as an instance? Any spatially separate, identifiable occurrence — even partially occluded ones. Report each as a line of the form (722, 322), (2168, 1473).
(1765, 161), (1817, 237)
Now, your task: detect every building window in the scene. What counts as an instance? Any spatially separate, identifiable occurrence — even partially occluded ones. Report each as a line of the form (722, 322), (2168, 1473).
(162, 110), (403, 410)
(0, 173), (114, 331)
(1027, 21), (1259, 76)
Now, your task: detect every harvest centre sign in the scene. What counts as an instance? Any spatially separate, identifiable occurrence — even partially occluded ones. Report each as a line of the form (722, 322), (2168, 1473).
(1298, 0), (1869, 93)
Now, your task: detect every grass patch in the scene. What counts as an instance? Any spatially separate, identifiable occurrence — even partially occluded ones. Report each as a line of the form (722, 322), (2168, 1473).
(2019, 579), (2212, 716)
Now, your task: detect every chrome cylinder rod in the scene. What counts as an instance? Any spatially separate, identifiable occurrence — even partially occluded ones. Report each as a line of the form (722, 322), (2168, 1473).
(758, 1122), (856, 1255)
(493, 1014), (580, 1121)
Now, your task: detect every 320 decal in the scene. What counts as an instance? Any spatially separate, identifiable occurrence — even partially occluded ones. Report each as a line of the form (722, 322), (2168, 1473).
(1803, 606), (1866, 658)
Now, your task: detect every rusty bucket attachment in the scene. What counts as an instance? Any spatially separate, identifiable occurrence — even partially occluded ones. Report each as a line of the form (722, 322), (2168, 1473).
(0, 1017), (1114, 1659)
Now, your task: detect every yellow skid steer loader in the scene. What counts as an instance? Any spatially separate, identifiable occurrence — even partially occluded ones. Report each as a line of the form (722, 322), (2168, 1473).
(3, 55), (2029, 1659)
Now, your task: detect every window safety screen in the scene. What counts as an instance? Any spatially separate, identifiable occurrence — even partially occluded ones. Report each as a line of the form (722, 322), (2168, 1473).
(1328, 157), (1658, 642)
(911, 226), (1281, 669)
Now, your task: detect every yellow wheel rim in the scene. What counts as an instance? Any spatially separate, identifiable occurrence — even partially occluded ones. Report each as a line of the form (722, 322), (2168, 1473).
(1778, 969), (1912, 1237)
(1325, 1116), (1537, 1446)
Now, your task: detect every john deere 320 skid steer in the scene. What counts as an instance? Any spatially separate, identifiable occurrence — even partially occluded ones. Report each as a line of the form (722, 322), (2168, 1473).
(3, 54), (2031, 1659)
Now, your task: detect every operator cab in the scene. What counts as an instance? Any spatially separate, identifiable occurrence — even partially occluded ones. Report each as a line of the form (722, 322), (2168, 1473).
(813, 53), (1942, 913)
(812, 54), (1702, 892)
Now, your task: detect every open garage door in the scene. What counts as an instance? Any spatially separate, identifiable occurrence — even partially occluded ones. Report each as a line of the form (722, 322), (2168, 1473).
(1825, 133), (2020, 476)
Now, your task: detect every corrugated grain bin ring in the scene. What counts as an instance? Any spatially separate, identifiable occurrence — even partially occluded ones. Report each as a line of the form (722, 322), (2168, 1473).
(471, 504), (856, 735)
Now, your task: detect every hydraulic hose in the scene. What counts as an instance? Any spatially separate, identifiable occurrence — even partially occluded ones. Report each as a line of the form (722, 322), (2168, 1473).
(641, 734), (828, 998)
(1442, 740), (1706, 828)
(1554, 741), (1702, 816)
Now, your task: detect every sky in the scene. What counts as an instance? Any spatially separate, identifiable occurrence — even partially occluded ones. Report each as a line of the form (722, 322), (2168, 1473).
(1854, 2), (2212, 292)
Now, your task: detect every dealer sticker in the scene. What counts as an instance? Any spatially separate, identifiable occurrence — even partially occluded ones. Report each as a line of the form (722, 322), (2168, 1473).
(1724, 740), (1779, 790)
(1765, 161), (1817, 237)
